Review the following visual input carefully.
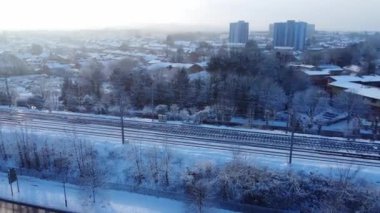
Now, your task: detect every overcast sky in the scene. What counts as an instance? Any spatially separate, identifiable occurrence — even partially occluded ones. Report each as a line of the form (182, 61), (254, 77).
(0, 0), (378, 31)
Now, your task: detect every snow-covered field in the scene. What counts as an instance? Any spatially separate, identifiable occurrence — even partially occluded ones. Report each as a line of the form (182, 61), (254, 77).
(0, 173), (231, 213)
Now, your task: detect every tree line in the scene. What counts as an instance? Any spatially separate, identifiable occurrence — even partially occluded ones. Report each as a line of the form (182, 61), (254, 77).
(56, 38), (379, 137)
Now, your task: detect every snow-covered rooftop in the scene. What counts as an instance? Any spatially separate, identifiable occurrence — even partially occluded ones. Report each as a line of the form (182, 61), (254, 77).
(329, 75), (380, 100)
(343, 65), (362, 73)
(288, 64), (315, 70)
(330, 81), (380, 100)
(318, 64), (343, 71)
(330, 75), (380, 83)
(304, 70), (332, 76)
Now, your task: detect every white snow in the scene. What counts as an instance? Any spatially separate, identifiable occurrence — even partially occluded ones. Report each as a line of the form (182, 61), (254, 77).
(1, 118), (379, 185)
(0, 173), (231, 213)
(1, 107), (380, 212)
(189, 71), (210, 81)
(329, 75), (380, 100)
(304, 70), (331, 76)
(147, 62), (193, 71)
(330, 75), (380, 82)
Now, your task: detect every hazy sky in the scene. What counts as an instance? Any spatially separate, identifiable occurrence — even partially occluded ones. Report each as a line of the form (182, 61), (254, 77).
(0, 0), (379, 31)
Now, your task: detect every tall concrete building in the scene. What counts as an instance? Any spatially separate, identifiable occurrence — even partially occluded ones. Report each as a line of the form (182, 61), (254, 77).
(272, 20), (308, 50)
(306, 24), (316, 39)
(229, 21), (249, 44)
(273, 22), (287, 47)
(269, 24), (274, 37)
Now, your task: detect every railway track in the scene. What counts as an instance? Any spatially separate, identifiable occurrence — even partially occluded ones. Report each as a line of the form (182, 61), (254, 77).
(0, 110), (380, 167)
(2, 110), (379, 154)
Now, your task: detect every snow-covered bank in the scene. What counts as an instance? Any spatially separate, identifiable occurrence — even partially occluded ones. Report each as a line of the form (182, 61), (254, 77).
(0, 173), (231, 213)
(1, 122), (380, 186)
(0, 121), (380, 212)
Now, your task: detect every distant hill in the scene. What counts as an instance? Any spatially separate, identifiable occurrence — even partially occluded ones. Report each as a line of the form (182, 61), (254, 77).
(0, 53), (32, 76)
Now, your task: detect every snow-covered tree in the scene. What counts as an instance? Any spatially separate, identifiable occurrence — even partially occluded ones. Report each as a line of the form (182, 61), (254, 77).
(160, 143), (173, 187)
(172, 68), (190, 108)
(250, 77), (287, 127)
(292, 87), (329, 129)
(80, 59), (105, 100)
(333, 90), (370, 118)
(129, 144), (145, 185)
(333, 90), (371, 137)
(80, 145), (105, 203)
(183, 162), (216, 213)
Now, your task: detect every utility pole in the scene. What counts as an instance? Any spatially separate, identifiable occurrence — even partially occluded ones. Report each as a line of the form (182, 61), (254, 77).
(4, 77), (11, 107)
(372, 116), (379, 141)
(58, 153), (68, 207)
(151, 82), (154, 122)
(289, 110), (295, 164)
(120, 95), (125, 144)
(63, 182), (67, 207)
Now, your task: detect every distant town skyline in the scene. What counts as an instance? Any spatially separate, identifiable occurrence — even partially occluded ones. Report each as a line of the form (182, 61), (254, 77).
(0, 0), (379, 31)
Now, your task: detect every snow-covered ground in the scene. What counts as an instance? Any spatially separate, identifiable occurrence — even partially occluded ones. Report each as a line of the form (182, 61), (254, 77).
(1, 121), (380, 186)
(1, 112), (380, 212)
(0, 173), (231, 213)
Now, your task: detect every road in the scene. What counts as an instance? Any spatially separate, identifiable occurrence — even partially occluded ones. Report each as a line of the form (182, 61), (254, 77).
(0, 107), (379, 167)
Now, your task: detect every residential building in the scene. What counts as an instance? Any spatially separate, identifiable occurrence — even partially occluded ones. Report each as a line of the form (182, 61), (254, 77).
(229, 21), (249, 44)
(272, 20), (309, 50)
(328, 75), (380, 109)
(292, 64), (343, 87)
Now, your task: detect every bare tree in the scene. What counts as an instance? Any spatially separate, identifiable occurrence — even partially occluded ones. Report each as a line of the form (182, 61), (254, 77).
(15, 125), (32, 169)
(0, 53), (31, 107)
(129, 143), (145, 185)
(293, 88), (329, 131)
(0, 126), (7, 161)
(333, 90), (370, 121)
(333, 90), (370, 138)
(322, 165), (361, 211)
(160, 143), (173, 187)
(119, 94), (128, 144)
(370, 116), (379, 141)
(10, 89), (19, 107)
(34, 77), (61, 112)
(71, 137), (87, 175)
(250, 77), (287, 128)
(53, 154), (71, 207)
(147, 146), (159, 184)
(335, 165), (360, 190)
(3, 77), (11, 106)
(71, 139), (106, 203)
(80, 59), (105, 100)
(183, 162), (216, 213)
(81, 145), (105, 203)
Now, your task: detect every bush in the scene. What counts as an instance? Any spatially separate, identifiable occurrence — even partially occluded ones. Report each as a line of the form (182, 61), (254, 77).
(27, 95), (45, 110)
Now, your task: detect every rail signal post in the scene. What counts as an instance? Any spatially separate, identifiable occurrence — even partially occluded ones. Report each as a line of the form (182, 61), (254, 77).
(8, 168), (19, 197)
